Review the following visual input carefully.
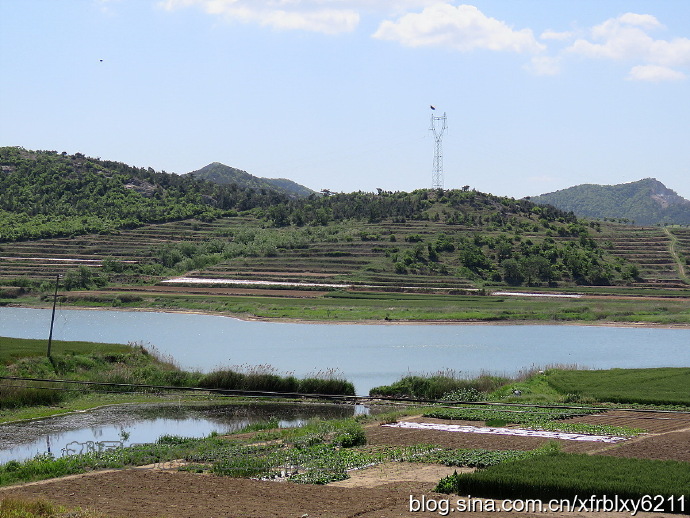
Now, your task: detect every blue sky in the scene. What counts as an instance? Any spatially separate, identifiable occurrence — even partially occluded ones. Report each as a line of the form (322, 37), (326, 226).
(1, 1), (689, 199)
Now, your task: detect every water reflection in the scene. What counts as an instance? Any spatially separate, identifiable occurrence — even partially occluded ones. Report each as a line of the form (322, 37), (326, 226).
(0, 401), (372, 464)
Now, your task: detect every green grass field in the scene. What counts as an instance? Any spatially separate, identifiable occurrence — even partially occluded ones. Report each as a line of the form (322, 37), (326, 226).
(545, 367), (690, 406)
(436, 453), (690, 507)
(28, 288), (690, 324)
(0, 336), (131, 364)
(366, 367), (690, 409)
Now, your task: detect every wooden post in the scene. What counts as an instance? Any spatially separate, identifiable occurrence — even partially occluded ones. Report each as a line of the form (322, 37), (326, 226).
(47, 274), (59, 359)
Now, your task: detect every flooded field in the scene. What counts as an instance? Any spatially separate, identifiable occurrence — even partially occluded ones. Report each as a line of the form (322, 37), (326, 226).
(0, 401), (371, 463)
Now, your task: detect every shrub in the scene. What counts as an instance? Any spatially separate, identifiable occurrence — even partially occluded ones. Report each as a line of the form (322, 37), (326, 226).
(200, 366), (354, 396)
(370, 372), (507, 400)
(0, 384), (66, 409)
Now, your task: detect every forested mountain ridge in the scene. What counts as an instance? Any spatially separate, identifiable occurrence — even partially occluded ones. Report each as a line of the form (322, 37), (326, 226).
(0, 146), (290, 241)
(188, 162), (314, 198)
(530, 178), (690, 225)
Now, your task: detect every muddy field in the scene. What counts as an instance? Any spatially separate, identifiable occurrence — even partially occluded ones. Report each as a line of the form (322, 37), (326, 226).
(1, 410), (689, 518)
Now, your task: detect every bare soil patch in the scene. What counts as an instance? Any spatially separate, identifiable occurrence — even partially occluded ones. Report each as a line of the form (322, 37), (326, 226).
(328, 462), (468, 488)
(568, 410), (690, 434)
(598, 429), (690, 462)
(0, 468), (681, 518)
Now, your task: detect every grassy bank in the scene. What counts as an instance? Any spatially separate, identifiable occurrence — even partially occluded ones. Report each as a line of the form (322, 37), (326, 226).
(0, 338), (200, 412)
(7, 287), (690, 324)
(0, 337), (356, 421)
(369, 371), (508, 400)
(370, 366), (690, 409)
(0, 337), (132, 364)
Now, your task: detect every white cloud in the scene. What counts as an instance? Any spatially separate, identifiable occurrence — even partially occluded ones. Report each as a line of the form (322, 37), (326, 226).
(540, 29), (573, 41)
(616, 13), (664, 31)
(372, 4), (544, 53)
(627, 65), (685, 82)
(157, 0), (360, 34)
(566, 12), (690, 81)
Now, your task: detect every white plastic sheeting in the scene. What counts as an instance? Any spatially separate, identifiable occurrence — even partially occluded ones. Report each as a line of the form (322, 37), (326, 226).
(382, 421), (629, 443)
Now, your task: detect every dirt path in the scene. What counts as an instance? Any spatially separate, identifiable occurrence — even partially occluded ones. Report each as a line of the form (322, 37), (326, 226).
(664, 227), (689, 283)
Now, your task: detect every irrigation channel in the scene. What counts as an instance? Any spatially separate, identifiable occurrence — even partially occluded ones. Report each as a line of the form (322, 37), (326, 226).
(2, 307), (689, 395)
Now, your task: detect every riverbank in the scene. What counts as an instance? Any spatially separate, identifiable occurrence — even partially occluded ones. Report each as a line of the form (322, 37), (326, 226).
(3, 297), (690, 328)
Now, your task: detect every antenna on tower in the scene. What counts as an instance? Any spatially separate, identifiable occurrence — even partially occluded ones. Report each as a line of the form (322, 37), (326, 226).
(429, 108), (447, 190)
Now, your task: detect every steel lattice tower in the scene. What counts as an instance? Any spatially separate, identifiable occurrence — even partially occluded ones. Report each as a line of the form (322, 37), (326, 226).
(430, 110), (447, 190)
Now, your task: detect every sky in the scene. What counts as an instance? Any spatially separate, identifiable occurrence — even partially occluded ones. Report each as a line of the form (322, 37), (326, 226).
(1, 1), (689, 199)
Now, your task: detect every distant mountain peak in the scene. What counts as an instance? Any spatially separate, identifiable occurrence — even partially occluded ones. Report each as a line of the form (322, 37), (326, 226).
(530, 178), (690, 225)
(188, 162), (314, 198)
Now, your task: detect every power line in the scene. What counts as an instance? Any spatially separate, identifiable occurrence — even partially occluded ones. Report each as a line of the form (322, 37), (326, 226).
(3, 376), (690, 416)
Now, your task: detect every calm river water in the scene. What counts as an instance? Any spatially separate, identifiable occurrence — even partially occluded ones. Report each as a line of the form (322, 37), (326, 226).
(1, 307), (688, 395)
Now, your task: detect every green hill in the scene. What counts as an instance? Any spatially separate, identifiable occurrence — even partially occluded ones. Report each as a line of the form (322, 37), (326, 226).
(530, 178), (690, 226)
(7, 147), (688, 293)
(0, 146), (290, 241)
(188, 162), (314, 198)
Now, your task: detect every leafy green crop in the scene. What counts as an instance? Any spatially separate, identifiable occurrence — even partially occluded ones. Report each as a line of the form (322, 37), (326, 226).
(436, 453), (690, 508)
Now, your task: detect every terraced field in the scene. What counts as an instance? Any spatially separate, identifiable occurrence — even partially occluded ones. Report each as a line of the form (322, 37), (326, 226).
(1, 216), (689, 293)
(193, 219), (480, 291)
(595, 223), (687, 289)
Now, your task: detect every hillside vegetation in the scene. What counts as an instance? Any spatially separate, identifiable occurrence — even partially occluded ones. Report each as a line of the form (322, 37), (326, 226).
(0, 147), (642, 289)
(0, 146), (289, 241)
(530, 178), (690, 226)
(1, 148), (689, 324)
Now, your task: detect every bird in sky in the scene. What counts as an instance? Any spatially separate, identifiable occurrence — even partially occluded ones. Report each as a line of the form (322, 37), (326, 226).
(430, 105), (436, 110)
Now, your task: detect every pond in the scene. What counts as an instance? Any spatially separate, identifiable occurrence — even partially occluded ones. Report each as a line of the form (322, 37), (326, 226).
(1, 307), (688, 395)
(0, 401), (370, 463)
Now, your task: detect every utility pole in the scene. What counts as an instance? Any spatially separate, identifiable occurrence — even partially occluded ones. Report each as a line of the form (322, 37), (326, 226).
(47, 274), (59, 359)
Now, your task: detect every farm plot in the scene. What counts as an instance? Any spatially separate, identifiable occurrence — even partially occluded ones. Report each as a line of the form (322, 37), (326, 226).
(568, 410), (690, 433)
(364, 417), (606, 455)
(598, 429), (690, 461)
(2, 411), (687, 518)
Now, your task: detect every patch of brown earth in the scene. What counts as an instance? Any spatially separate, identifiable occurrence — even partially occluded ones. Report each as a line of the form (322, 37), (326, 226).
(567, 410), (690, 434)
(1, 469), (681, 518)
(597, 429), (690, 462)
(328, 462), (470, 488)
